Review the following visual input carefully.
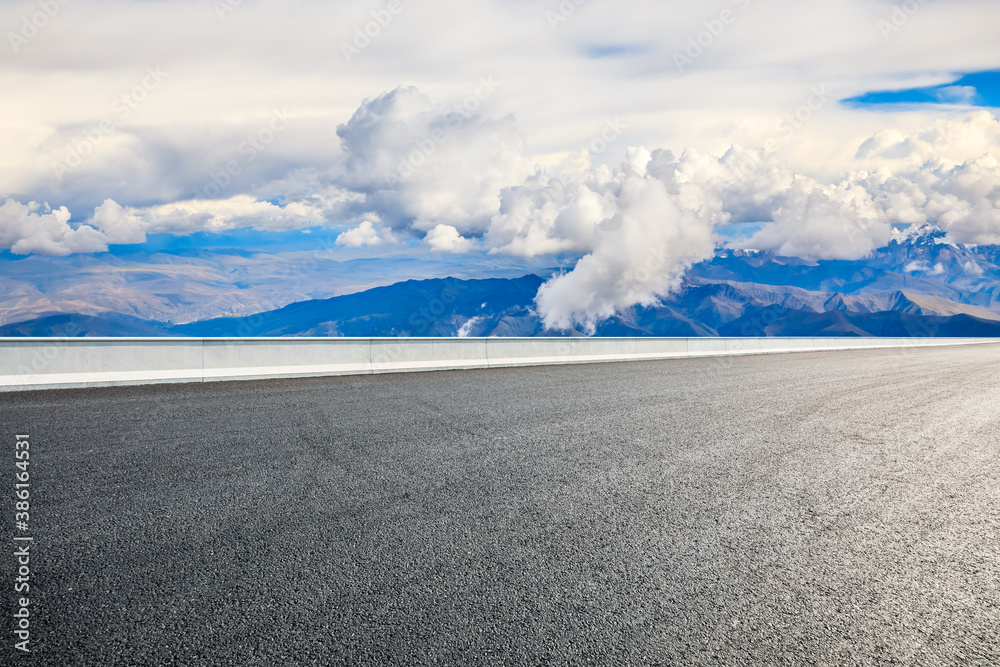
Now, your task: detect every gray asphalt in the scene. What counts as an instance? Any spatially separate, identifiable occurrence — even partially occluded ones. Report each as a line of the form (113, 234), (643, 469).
(2, 344), (1000, 665)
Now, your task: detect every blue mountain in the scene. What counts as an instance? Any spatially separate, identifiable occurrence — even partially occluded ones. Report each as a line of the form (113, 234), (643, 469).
(0, 313), (172, 337)
(173, 275), (546, 338)
(4, 226), (1000, 338)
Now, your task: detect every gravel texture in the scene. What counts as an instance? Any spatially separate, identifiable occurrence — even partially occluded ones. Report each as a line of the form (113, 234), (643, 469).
(2, 344), (999, 665)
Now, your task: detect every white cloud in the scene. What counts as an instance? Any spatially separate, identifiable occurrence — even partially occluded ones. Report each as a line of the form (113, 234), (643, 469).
(336, 220), (393, 248)
(92, 199), (147, 245)
(854, 111), (1000, 171)
(848, 114), (1000, 245)
(935, 86), (979, 105)
(0, 199), (107, 256)
(487, 167), (618, 257)
(334, 85), (534, 236)
(0, 194), (334, 256)
(424, 224), (473, 253)
(535, 158), (716, 332)
(100, 195), (325, 235)
(457, 315), (486, 338)
(963, 260), (985, 276)
(742, 179), (891, 260)
(2, 0), (1000, 209)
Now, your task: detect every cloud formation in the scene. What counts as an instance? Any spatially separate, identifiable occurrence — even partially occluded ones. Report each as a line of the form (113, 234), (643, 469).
(3, 63), (1000, 332)
(97, 195), (329, 238)
(424, 224), (474, 253)
(523, 111), (1000, 328)
(535, 160), (716, 332)
(334, 85), (534, 236)
(0, 199), (107, 256)
(92, 199), (147, 245)
(336, 220), (384, 248)
(844, 111), (1000, 245)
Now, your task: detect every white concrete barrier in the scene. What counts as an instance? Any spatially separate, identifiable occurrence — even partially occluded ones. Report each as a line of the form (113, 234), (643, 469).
(0, 337), (996, 392)
(201, 339), (372, 381)
(485, 338), (579, 367)
(371, 338), (489, 373)
(634, 338), (694, 361)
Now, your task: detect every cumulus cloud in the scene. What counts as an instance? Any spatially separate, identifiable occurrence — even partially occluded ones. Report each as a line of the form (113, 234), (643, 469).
(92, 199), (147, 245)
(92, 195), (326, 236)
(0, 199), (107, 256)
(854, 111), (1000, 171)
(513, 112), (1000, 329)
(502, 138), (890, 331)
(0, 194), (336, 256)
(487, 167), (618, 257)
(335, 219), (399, 248)
(742, 179), (891, 260)
(336, 221), (382, 248)
(424, 224), (474, 253)
(6, 0), (1000, 237)
(535, 154), (716, 332)
(653, 145), (797, 225)
(334, 86), (534, 236)
(848, 112), (1000, 245)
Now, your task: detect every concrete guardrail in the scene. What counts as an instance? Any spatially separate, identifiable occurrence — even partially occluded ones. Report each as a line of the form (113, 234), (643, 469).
(0, 337), (997, 392)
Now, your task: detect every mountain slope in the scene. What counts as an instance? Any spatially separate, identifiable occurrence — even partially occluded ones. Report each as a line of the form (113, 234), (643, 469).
(0, 313), (171, 337)
(173, 275), (546, 337)
(718, 306), (1000, 338)
(4, 227), (1000, 338)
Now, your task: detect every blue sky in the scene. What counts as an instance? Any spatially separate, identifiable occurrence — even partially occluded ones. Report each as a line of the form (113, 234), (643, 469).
(846, 70), (1000, 108)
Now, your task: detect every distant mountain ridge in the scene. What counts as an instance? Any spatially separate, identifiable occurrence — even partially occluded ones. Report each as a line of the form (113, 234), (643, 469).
(4, 226), (1000, 338)
(174, 275), (546, 338)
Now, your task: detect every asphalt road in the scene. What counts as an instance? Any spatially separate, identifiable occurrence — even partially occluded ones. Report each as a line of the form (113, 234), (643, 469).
(2, 344), (1000, 665)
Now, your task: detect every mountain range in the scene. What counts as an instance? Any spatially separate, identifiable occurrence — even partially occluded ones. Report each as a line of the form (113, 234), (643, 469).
(4, 227), (1000, 338)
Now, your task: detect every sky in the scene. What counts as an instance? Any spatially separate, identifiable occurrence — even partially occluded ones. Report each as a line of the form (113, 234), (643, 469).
(2, 0), (1000, 330)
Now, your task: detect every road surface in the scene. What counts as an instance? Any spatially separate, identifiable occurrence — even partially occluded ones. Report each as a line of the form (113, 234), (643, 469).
(2, 344), (999, 664)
